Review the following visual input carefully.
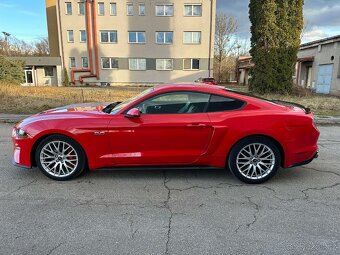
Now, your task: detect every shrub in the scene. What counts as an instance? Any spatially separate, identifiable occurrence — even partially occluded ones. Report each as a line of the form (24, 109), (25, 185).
(0, 55), (25, 84)
(63, 67), (69, 86)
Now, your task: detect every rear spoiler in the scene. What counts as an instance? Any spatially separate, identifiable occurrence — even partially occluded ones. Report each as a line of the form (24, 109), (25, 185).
(271, 100), (311, 114)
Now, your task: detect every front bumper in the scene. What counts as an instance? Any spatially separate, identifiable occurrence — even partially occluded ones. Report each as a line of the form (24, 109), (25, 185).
(12, 157), (32, 169)
(12, 136), (33, 169)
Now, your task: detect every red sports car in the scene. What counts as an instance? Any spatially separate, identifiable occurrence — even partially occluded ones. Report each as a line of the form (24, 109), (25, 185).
(195, 77), (218, 85)
(12, 84), (319, 184)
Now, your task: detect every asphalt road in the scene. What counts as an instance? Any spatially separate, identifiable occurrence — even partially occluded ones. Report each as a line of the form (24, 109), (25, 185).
(0, 123), (339, 255)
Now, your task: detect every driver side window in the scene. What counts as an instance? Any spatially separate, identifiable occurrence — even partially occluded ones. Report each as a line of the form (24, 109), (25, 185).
(135, 91), (210, 114)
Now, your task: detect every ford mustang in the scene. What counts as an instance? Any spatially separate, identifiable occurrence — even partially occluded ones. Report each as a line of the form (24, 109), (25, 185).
(12, 84), (319, 184)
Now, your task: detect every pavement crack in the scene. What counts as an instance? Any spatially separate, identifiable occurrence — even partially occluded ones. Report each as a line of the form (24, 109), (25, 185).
(301, 166), (340, 177)
(7, 179), (38, 195)
(163, 171), (173, 255)
(301, 183), (340, 199)
(246, 197), (260, 228)
(235, 197), (260, 233)
(128, 217), (138, 239)
(46, 242), (64, 255)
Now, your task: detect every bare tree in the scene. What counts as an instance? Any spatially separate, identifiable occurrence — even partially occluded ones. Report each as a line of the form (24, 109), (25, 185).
(34, 38), (50, 56)
(0, 35), (49, 56)
(235, 38), (251, 56)
(300, 19), (310, 41)
(214, 12), (238, 82)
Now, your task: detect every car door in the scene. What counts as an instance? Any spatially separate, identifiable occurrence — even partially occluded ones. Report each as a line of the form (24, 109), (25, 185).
(108, 91), (213, 166)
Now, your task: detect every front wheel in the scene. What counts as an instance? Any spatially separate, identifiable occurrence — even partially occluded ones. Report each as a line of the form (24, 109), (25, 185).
(35, 135), (86, 181)
(228, 137), (281, 184)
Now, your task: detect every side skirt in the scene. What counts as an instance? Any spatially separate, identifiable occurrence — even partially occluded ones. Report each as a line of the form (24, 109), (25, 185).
(95, 166), (225, 171)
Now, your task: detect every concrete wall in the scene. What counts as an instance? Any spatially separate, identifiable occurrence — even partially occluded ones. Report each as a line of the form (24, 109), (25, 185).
(46, 0), (60, 57)
(28, 66), (60, 86)
(298, 42), (340, 94)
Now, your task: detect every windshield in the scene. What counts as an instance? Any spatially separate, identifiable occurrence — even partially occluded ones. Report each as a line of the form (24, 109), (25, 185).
(110, 88), (154, 114)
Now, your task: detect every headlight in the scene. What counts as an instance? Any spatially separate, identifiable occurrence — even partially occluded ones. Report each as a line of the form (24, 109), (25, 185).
(16, 128), (29, 139)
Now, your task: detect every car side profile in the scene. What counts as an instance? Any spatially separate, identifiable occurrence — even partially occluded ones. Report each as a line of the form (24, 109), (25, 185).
(12, 84), (319, 184)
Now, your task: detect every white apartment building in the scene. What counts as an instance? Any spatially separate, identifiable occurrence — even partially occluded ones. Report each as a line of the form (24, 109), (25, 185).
(46, 0), (216, 85)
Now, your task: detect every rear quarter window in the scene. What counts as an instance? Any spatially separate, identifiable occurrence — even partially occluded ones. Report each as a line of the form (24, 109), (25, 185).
(207, 95), (245, 112)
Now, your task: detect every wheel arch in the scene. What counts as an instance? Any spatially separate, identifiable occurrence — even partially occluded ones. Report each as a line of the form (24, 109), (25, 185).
(30, 132), (88, 167)
(226, 134), (285, 168)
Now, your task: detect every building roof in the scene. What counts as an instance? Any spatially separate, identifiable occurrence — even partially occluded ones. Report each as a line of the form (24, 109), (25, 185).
(300, 35), (340, 49)
(238, 56), (252, 61)
(8, 56), (61, 66)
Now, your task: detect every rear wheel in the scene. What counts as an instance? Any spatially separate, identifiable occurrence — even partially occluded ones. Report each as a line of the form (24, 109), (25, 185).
(35, 135), (86, 181)
(228, 137), (281, 184)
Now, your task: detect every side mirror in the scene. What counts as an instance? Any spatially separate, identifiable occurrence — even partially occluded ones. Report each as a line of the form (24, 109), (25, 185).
(125, 108), (141, 118)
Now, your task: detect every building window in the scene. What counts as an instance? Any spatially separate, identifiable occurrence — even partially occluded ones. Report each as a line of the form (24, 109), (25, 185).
(127, 3), (133, 15)
(78, 2), (85, 15)
(183, 59), (200, 70)
(82, 57), (89, 68)
(100, 31), (118, 43)
(98, 2), (104, 15)
(67, 30), (74, 42)
(139, 3), (145, 15)
(110, 3), (117, 15)
(128, 31), (146, 43)
(44, 67), (54, 77)
(156, 59), (173, 71)
(65, 2), (72, 15)
(156, 32), (173, 44)
(184, 4), (202, 16)
(183, 31), (201, 44)
(129, 59), (146, 70)
(156, 4), (173, 16)
(101, 58), (119, 69)
(80, 30), (87, 42)
(69, 57), (76, 68)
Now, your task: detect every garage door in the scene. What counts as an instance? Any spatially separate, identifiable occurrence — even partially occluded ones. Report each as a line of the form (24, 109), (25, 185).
(316, 64), (333, 94)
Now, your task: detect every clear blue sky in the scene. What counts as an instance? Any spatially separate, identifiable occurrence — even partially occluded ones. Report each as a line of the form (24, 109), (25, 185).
(0, 0), (47, 41)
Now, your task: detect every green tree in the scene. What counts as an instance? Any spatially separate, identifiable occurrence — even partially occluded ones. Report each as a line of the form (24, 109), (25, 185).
(275, 0), (304, 93)
(249, 0), (304, 94)
(249, 0), (279, 94)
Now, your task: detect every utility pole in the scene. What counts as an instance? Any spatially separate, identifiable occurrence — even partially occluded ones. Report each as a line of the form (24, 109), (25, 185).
(2, 31), (11, 56)
(235, 44), (241, 84)
(208, 0), (214, 77)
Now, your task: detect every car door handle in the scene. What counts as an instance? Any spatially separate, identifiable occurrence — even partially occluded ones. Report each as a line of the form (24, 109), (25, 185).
(187, 123), (208, 127)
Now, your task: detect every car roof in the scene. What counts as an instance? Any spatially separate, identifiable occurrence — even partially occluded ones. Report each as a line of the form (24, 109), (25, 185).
(153, 83), (225, 92)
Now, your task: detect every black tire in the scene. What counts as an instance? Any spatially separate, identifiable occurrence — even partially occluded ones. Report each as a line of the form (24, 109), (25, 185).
(228, 137), (281, 184)
(35, 135), (86, 181)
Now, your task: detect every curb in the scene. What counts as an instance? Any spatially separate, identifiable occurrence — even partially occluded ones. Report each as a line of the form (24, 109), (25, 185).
(0, 114), (31, 124)
(0, 113), (339, 125)
(315, 116), (340, 125)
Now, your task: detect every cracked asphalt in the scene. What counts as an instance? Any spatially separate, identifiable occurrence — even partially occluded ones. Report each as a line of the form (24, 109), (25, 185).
(0, 123), (339, 255)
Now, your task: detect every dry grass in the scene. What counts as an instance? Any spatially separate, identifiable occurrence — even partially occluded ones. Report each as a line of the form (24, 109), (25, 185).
(259, 93), (340, 116)
(0, 82), (340, 116)
(0, 83), (144, 114)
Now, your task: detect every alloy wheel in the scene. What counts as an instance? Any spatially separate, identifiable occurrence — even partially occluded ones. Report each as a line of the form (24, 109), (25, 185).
(39, 141), (79, 177)
(236, 143), (275, 180)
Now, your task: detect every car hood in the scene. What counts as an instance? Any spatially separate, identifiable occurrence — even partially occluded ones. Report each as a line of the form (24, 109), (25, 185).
(17, 102), (113, 127)
(40, 102), (111, 114)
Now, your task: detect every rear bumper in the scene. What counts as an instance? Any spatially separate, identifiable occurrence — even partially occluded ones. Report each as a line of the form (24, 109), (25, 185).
(288, 151), (319, 168)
